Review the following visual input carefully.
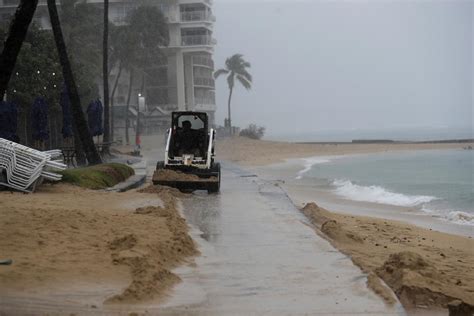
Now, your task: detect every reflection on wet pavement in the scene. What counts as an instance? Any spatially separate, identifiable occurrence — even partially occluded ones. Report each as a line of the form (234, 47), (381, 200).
(158, 163), (406, 316)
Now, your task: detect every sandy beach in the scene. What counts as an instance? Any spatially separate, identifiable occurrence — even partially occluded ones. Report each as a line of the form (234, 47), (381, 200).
(217, 137), (474, 314)
(216, 137), (473, 166)
(0, 183), (197, 311)
(1, 136), (472, 315)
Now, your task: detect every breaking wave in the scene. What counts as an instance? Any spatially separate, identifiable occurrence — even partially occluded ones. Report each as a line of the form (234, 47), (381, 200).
(421, 207), (474, 226)
(296, 157), (331, 179)
(332, 179), (438, 207)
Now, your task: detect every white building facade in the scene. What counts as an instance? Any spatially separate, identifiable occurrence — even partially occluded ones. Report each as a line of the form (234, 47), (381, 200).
(0, 0), (218, 133)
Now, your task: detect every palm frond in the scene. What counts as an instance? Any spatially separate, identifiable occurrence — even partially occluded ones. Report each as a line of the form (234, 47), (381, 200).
(236, 74), (252, 90)
(214, 68), (229, 79)
(226, 54), (244, 70)
(237, 69), (252, 83)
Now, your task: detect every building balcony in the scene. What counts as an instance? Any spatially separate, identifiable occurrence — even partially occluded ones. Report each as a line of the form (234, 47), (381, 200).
(180, 11), (215, 23)
(194, 102), (216, 112)
(1, 0), (49, 7)
(194, 77), (215, 88)
(146, 82), (169, 88)
(181, 35), (216, 47)
(178, 0), (213, 6)
(192, 55), (214, 68)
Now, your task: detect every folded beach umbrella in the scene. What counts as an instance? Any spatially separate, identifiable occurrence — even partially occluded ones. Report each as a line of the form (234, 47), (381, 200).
(31, 97), (49, 142)
(95, 99), (104, 136)
(87, 99), (104, 137)
(60, 84), (73, 138)
(0, 101), (19, 142)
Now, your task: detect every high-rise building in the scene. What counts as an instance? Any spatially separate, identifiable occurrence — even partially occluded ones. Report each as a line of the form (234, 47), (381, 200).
(0, 0), (217, 135)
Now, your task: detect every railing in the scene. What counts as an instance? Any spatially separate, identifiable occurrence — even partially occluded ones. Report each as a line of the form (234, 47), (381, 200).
(181, 35), (215, 46)
(112, 15), (128, 25)
(194, 77), (215, 87)
(192, 56), (214, 68)
(194, 102), (217, 111)
(1, 0), (19, 6)
(180, 11), (215, 22)
(146, 81), (169, 88)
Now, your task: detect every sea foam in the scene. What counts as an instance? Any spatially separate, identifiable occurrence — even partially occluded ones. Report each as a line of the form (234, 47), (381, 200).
(332, 179), (438, 207)
(421, 206), (474, 226)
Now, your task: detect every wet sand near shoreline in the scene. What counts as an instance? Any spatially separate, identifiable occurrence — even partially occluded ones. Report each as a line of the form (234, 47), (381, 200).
(300, 202), (474, 312)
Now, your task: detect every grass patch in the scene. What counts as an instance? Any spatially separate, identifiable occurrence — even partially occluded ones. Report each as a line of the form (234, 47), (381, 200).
(60, 163), (135, 189)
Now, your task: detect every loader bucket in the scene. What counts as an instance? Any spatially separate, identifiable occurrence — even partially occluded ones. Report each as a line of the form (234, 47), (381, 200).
(152, 166), (220, 193)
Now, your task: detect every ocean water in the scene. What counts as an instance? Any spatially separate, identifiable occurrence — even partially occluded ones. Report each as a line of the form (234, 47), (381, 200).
(296, 150), (474, 226)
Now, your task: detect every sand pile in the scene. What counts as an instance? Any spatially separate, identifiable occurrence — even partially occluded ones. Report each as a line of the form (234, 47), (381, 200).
(154, 169), (201, 181)
(300, 202), (474, 311)
(108, 188), (198, 303)
(138, 184), (188, 197)
(153, 169), (218, 183)
(377, 251), (471, 309)
(0, 183), (197, 307)
(302, 203), (363, 244)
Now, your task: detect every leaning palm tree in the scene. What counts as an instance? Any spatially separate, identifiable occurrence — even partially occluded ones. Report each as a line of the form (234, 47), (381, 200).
(214, 54), (252, 135)
(0, 0), (39, 97)
(47, 0), (102, 165)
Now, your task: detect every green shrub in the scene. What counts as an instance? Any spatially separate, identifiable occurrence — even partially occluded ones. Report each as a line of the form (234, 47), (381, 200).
(60, 163), (134, 189)
(240, 124), (265, 140)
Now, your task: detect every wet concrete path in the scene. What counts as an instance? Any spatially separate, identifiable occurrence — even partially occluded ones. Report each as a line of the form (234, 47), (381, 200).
(157, 163), (406, 315)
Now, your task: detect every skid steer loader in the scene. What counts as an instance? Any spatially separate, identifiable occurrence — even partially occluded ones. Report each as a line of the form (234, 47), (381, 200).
(152, 111), (220, 193)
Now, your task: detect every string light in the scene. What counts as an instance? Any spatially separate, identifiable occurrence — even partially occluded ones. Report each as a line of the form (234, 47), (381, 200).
(52, 72), (55, 76)
(37, 70), (40, 74)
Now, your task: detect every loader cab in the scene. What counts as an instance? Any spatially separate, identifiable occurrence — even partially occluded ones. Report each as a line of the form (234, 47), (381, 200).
(169, 111), (209, 160)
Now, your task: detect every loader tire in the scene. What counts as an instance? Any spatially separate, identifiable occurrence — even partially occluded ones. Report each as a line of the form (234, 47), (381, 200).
(208, 162), (221, 194)
(156, 161), (165, 170)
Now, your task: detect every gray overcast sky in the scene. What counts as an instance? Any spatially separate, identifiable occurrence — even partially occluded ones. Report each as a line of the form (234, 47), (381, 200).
(212, 0), (473, 140)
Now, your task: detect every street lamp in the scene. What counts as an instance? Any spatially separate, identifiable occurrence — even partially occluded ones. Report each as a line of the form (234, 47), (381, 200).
(135, 93), (145, 155)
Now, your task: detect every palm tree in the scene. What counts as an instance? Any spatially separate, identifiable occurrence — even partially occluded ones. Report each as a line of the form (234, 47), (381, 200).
(214, 54), (252, 135)
(47, 0), (102, 165)
(122, 6), (169, 144)
(0, 0), (39, 98)
(108, 25), (128, 141)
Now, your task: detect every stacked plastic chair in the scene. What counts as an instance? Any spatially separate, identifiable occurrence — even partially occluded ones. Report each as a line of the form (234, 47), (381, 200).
(0, 138), (67, 193)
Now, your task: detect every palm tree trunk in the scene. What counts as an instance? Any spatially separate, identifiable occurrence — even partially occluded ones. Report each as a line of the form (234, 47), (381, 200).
(0, 0), (39, 97)
(102, 0), (110, 153)
(227, 86), (233, 135)
(110, 60), (122, 142)
(47, 0), (102, 165)
(125, 68), (134, 145)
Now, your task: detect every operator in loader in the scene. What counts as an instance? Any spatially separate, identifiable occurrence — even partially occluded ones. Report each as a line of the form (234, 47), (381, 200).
(177, 120), (200, 156)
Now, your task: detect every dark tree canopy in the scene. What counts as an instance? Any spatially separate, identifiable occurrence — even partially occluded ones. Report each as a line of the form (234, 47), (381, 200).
(1, 24), (63, 112)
